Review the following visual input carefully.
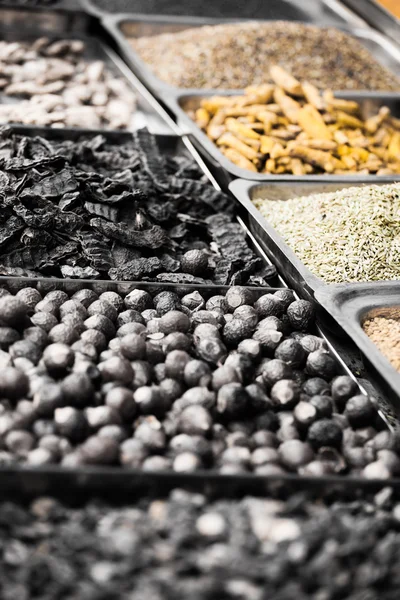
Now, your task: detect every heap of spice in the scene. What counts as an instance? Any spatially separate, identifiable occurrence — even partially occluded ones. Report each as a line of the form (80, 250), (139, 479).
(363, 315), (400, 371)
(130, 21), (399, 91)
(254, 183), (400, 284)
(191, 66), (400, 175)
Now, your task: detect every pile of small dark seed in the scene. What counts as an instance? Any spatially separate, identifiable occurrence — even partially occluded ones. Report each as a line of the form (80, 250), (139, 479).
(0, 284), (393, 477)
(2, 488), (400, 599)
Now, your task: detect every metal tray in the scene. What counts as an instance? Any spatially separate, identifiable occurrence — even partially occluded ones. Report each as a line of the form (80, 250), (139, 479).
(103, 14), (400, 98)
(316, 282), (400, 417)
(89, 0), (367, 26)
(168, 91), (400, 184)
(0, 124), (283, 288)
(342, 0), (400, 45)
(0, 10), (177, 135)
(228, 178), (400, 300)
(0, 276), (393, 498)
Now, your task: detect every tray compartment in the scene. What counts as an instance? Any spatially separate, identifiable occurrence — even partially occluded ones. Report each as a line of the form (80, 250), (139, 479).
(316, 282), (400, 417)
(229, 179), (400, 299)
(171, 91), (400, 183)
(0, 276), (392, 494)
(0, 124), (280, 287)
(103, 14), (400, 97)
(0, 12), (174, 135)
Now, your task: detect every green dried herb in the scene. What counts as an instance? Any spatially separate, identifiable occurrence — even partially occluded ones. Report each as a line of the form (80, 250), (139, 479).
(254, 183), (400, 283)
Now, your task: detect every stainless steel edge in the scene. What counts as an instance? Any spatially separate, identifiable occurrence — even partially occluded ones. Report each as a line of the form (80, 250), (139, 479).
(341, 0), (400, 43)
(228, 179), (323, 299)
(166, 89), (400, 183)
(103, 14), (400, 100)
(315, 282), (400, 418)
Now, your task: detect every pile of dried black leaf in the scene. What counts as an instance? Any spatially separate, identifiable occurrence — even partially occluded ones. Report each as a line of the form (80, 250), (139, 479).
(0, 127), (275, 285)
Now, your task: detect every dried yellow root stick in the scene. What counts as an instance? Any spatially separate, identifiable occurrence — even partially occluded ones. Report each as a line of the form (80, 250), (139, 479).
(269, 66), (303, 96)
(289, 145), (342, 172)
(273, 88), (301, 123)
(297, 104), (332, 140)
(222, 148), (258, 171)
(217, 132), (260, 160)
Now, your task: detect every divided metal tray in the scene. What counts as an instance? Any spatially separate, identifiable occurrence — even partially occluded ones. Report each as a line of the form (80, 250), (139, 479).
(1, 124), (283, 288)
(316, 282), (400, 417)
(342, 0), (400, 44)
(0, 276), (393, 498)
(102, 14), (400, 99)
(0, 8), (175, 135)
(86, 0), (367, 26)
(169, 92), (400, 184)
(228, 179), (400, 300)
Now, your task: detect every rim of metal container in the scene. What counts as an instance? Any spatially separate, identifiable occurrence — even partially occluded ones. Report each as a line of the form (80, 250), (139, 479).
(316, 282), (400, 416)
(166, 89), (400, 182)
(103, 13), (400, 98)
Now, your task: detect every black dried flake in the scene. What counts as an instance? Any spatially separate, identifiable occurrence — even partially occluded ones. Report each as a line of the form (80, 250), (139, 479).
(0, 127), (269, 284)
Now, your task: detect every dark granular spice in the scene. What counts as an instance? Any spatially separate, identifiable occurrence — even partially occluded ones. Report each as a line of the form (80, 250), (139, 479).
(0, 283), (392, 476)
(0, 127), (273, 286)
(2, 488), (400, 598)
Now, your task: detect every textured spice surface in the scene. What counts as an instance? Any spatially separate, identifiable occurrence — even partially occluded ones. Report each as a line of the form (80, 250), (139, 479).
(0, 37), (136, 129)
(3, 488), (400, 598)
(191, 67), (400, 175)
(130, 21), (400, 90)
(364, 316), (400, 371)
(0, 283), (390, 476)
(254, 183), (400, 284)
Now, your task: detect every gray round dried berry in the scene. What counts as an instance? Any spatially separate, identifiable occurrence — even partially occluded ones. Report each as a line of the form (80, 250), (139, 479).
(212, 365), (240, 390)
(72, 288), (98, 308)
(48, 323), (79, 345)
(273, 289), (295, 309)
(54, 407), (88, 442)
(344, 395), (376, 428)
(270, 379), (300, 408)
(206, 295), (227, 312)
(223, 319), (254, 347)
(59, 299), (87, 321)
(287, 300), (315, 331)
(182, 291), (204, 311)
(181, 249), (208, 275)
(0, 295), (28, 327)
(262, 359), (293, 387)
(331, 375), (359, 409)
(159, 310), (190, 335)
(42, 343), (75, 376)
(88, 300), (117, 323)
(278, 439), (314, 470)
(302, 377), (330, 397)
(196, 338), (227, 365)
(254, 294), (283, 318)
(30, 312), (58, 333)
(306, 350), (337, 380)
(125, 289), (153, 312)
(99, 356), (133, 385)
(217, 383), (248, 419)
(33, 383), (64, 418)
(80, 436), (119, 465)
(81, 328), (107, 352)
(237, 339), (262, 361)
(16, 288), (42, 311)
(225, 287), (253, 311)
(154, 292), (181, 316)
(0, 327), (20, 350)
(184, 359), (211, 387)
(0, 367), (29, 401)
(61, 372), (94, 407)
(307, 418), (343, 449)
(178, 405), (213, 436)
(105, 386), (137, 421)
(10, 340), (41, 365)
(44, 290), (68, 308)
(23, 326), (48, 349)
(117, 309), (145, 327)
(275, 339), (306, 368)
(164, 350), (191, 380)
(120, 333), (147, 360)
(117, 322), (146, 338)
(99, 291), (124, 311)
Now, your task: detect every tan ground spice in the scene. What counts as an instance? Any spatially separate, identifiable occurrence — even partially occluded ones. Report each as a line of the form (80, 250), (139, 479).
(363, 316), (400, 371)
(130, 21), (400, 90)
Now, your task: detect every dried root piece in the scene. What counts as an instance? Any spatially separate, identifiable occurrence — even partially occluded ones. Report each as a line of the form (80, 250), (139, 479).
(190, 66), (400, 175)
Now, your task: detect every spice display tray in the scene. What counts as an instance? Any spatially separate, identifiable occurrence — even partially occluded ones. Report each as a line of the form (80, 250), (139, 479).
(228, 179), (400, 299)
(341, 0), (400, 44)
(87, 0), (366, 27)
(316, 282), (400, 417)
(167, 91), (400, 184)
(102, 13), (400, 98)
(0, 12), (176, 136)
(0, 276), (393, 497)
(1, 124), (283, 287)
